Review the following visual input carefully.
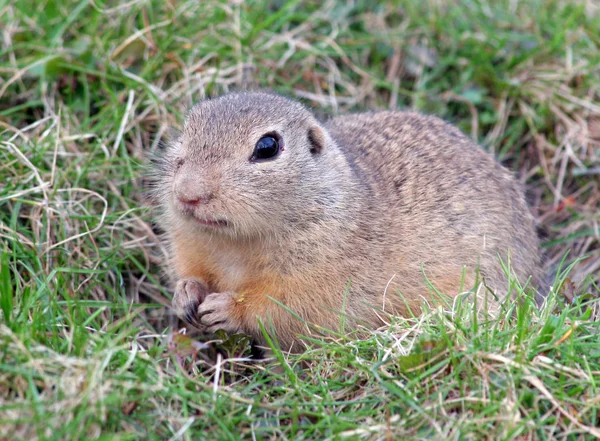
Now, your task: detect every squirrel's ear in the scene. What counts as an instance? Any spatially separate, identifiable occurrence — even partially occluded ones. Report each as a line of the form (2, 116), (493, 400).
(307, 126), (326, 155)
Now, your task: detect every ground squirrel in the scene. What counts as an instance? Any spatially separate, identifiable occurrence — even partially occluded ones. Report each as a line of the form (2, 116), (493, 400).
(150, 92), (541, 351)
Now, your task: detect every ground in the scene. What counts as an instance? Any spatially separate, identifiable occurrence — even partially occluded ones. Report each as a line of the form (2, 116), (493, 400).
(1, 0), (599, 440)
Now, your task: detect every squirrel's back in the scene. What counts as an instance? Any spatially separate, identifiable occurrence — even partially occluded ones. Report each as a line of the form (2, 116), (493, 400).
(326, 111), (541, 299)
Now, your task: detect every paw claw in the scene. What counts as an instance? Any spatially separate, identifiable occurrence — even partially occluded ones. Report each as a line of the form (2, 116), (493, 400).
(173, 278), (209, 328)
(197, 292), (241, 334)
(185, 305), (199, 326)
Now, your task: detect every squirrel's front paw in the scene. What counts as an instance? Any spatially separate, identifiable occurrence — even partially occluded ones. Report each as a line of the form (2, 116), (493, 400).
(173, 278), (209, 328)
(197, 292), (242, 334)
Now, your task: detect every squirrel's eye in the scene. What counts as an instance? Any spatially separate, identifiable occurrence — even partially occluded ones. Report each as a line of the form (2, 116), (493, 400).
(251, 134), (281, 161)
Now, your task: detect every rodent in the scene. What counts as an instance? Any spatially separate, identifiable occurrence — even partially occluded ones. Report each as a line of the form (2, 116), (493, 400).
(150, 91), (542, 351)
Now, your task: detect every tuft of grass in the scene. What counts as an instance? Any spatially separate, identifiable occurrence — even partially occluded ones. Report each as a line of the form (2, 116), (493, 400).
(1, 0), (599, 439)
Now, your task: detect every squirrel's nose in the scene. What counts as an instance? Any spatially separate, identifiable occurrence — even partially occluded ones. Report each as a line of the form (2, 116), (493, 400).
(177, 194), (201, 207)
(174, 172), (217, 208)
(176, 191), (215, 208)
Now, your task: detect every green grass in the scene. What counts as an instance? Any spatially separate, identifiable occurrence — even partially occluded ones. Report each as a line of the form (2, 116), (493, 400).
(1, 0), (599, 439)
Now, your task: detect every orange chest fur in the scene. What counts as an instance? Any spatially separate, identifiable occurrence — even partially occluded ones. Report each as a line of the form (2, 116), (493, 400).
(172, 238), (282, 301)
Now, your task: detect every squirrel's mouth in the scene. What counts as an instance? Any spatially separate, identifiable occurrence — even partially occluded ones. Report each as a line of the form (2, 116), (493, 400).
(177, 204), (230, 228)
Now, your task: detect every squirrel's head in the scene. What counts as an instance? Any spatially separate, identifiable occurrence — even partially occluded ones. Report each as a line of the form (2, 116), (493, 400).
(151, 92), (343, 240)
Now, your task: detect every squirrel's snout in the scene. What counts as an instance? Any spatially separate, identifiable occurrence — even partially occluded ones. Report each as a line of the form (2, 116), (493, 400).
(174, 176), (216, 210)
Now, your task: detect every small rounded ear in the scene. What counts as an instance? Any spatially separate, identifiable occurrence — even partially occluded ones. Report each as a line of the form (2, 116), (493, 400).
(307, 126), (326, 155)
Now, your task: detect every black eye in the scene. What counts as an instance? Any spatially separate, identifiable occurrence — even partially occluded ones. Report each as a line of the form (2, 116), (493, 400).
(251, 134), (281, 161)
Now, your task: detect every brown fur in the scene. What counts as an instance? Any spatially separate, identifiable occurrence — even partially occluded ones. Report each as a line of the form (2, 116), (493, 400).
(149, 92), (541, 351)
